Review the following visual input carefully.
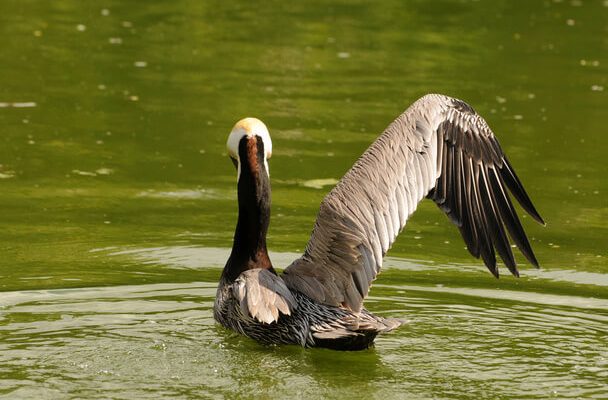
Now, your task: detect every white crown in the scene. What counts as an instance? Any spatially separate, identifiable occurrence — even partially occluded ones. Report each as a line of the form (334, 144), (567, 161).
(226, 117), (272, 160)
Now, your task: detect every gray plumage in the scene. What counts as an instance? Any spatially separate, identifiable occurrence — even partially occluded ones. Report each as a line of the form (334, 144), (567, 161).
(233, 269), (296, 324)
(215, 94), (544, 350)
(214, 269), (400, 349)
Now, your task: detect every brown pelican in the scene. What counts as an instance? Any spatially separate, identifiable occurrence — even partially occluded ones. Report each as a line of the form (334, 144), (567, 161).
(214, 94), (544, 350)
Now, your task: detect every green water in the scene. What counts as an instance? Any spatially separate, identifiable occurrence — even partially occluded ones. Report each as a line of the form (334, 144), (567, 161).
(1, 0), (607, 398)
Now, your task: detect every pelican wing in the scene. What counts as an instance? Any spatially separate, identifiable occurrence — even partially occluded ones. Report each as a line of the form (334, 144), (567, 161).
(282, 94), (544, 312)
(234, 268), (297, 324)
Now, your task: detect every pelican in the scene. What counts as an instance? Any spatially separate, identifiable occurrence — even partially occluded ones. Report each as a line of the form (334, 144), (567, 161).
(214, 94), (544, 350)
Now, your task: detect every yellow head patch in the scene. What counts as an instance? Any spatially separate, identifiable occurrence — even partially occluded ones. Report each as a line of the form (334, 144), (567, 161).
(226, 117), (272, 160)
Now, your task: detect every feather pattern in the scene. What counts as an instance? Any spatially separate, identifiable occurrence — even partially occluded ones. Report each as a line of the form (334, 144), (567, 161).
(283, 94), (544, 312)
(233, 269), (296, 324)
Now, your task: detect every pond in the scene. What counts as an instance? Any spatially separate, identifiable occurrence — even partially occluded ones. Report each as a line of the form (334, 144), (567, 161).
(0, 0), (606, 398)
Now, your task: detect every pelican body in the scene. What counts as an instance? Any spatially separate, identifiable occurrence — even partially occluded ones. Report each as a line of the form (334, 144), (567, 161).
(214, 94), (544, 350)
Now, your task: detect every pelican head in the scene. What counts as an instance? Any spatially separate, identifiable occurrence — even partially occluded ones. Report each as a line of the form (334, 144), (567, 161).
(227, 117), (272, 164)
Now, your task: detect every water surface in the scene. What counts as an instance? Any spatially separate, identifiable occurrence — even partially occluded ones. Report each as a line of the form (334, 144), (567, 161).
(0, 0), (607, 398)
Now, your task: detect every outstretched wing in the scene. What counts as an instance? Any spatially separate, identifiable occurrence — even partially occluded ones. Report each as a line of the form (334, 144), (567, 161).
(282, 94), (544, 312)
(233, 268), (297, 324)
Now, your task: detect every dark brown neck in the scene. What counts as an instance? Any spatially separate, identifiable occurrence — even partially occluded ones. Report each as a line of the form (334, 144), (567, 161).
(222, 136), (274, 282)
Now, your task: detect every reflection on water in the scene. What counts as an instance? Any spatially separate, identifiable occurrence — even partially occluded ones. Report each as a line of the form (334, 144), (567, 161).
(1, 278), (606, 398)
(2, 248), (607, 398)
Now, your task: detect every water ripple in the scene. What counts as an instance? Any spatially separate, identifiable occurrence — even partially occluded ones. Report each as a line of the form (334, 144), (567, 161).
(0, 281), (606, 398)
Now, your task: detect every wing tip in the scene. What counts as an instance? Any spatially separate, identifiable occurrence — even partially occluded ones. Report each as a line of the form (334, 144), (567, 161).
(529, 209), (546, 226)
(483, 258), (500, 278)
(529, 256), (541, 269)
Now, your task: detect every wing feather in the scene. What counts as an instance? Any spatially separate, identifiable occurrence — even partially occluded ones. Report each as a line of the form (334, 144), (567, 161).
(233, 269), (296, 324)
(395, 183), (407, 226)
(389, 194), (400, 236)
(283, 94), (544, 311)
